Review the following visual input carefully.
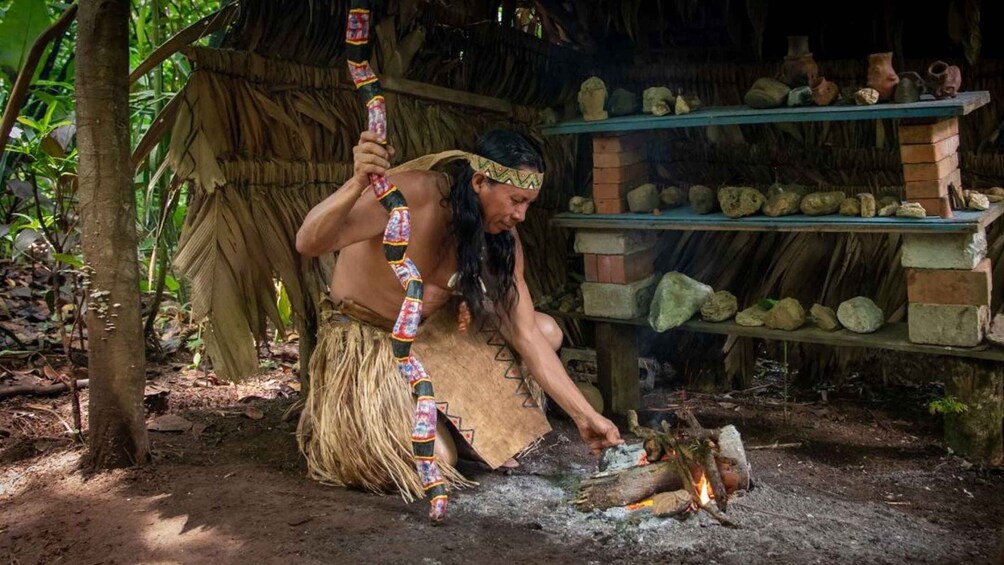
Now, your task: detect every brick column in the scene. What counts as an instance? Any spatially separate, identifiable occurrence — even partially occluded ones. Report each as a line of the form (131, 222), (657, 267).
(898, 118), (960, 218)
(592, 133), (650, 214)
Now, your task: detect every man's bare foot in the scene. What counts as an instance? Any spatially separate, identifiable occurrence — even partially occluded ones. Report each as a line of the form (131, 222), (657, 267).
(500, 457), (520, 469)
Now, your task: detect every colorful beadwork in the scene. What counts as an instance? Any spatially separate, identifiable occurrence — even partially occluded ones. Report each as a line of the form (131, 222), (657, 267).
(346, 1), (448, 523)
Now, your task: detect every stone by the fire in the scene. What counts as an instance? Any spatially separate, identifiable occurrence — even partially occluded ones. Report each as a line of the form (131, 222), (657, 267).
(968, 192), (990, 211)
(718, 186), (765, 218)
(648, 272), (714, 332)
(660, 185), (686, 208)
(837, 297), (884, 334)
(896, 202), (927, 218)
(763, 298), (806, 331)
(763, 192), (802, 217)
(839, 197), (861, 216)
(627, 183), (660, 213)
(735, 304), (769, 327)
(652, 489), (694, 517)
(689, 185), (718, 214)
(810, 303), (841, 331)
(701, 290), (738, 322)
(800, 191), (846, 216)
(858, 193), (877, 218)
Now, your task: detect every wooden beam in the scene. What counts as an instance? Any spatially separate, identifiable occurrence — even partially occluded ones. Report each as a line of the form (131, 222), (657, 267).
(595, 322), (640, 416)
(380, 76), (513, 115)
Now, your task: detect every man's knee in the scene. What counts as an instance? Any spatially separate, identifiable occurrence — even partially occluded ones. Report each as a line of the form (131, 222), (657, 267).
(534, 311), (563, 352)
(435, 419), (458, 467)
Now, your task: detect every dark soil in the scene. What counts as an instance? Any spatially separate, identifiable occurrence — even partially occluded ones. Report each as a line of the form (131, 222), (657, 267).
(1, 362), (1003, 564)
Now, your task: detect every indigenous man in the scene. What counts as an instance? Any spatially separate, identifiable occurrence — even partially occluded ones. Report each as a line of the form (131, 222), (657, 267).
(295, 128), (622, 499)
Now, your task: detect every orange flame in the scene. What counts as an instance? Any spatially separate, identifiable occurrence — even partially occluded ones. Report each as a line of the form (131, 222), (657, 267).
(696, 475), (712, 506)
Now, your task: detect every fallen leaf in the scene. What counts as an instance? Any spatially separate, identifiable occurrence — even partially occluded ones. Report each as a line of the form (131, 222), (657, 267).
(191, 422), (208, 438)
(147, 414), (193, 432)
(287, 381), (301, 392)
(243, 406), (264, 420)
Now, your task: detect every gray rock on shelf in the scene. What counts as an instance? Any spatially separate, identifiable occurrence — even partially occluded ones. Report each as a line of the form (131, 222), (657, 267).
(858, 193), (877, 218)
(839, 197), (861, 216)
(837, 297), (884, 334)
(609, 88), (639, 116)
(763, 192), (802, 217)
(810, 304), (841, 331)
(689, 185), (718, 214)
(735, 304), (769, 327)
(763, 298), (806, 331)
(701, 290), (738, 322)
(627, 183), (660, 213)
(648, 272), (714, 332)
(718, 186), (765, 218)
(660, 186), (686, 208)
(800, 191), (846, 216)
(896, 202), (927, 218)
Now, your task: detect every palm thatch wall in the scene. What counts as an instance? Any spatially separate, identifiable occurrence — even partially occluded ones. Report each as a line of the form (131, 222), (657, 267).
(166, 1), (586, 380)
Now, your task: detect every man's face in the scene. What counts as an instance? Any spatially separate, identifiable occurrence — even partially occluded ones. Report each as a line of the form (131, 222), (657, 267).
(473, 171), (540, 234)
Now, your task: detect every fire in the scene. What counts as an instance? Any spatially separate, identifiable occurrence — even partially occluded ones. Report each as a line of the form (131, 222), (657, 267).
(696, 475), (713, 506)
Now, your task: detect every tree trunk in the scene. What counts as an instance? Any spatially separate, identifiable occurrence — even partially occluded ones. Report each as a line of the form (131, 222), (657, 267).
(77, 0), (150, 468)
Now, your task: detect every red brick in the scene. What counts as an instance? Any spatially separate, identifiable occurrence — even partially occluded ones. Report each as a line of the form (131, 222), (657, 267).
(904, 168), (961, 199)
(899, 134), (960, 164)
(913, 196), (953, 218)
(595, 247), (656, 284)
(907, 258), (992, 306)
(903, 152), (959, 182)
(898, 118), (958, 145)
(593, 133), (646, 154)
(594, 150), (644, 169)
(595, 197), (626, 214)
(592, 180), (637, 200)
(593, 161), (649, 184)
(583, 254), (599, 282)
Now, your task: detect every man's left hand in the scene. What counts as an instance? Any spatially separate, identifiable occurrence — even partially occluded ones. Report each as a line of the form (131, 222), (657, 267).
(576, 413), (624, 455)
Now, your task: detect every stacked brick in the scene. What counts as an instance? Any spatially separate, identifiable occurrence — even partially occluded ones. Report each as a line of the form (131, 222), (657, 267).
(899, 118), (961, 218)
(903, 231), (991, 347)
(592, 133), (650, 214)
(576, 230), (658, 319)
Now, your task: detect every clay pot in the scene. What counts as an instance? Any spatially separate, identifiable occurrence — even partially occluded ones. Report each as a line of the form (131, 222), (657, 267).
(780, 36), (818, 87)
(927, 61), (962, 99)
(866, 52), (899, 102)
(810, 76), (839, 106)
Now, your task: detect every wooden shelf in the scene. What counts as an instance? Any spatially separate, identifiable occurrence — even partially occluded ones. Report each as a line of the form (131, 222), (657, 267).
(552, 204), (1004, 234)
(545, 310), (1004, 362)
(542, 92), (990, 135)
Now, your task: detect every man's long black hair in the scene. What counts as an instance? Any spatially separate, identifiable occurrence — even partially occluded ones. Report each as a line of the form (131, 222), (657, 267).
(447, 129), (545, 316)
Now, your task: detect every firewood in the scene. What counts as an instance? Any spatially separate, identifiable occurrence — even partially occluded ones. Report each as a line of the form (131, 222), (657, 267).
(651, 489), (693, 517)
(702, 443), (729, 512)
(575, 461), (682, 511)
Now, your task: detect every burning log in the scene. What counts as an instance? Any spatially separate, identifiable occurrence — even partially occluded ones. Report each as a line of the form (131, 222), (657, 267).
(576, 409), (751, 526)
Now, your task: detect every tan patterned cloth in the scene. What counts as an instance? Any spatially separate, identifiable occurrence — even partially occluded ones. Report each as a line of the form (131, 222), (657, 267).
(297, 298), (551, 499)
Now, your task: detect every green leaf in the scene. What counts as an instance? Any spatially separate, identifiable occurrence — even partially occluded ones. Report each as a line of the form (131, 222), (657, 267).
(164, 274), (180, 293)
(757, 298), (778, 310)
(0, 0), (52, 76)
(52, 252), (82, 268)
(276, 282), (292, 328)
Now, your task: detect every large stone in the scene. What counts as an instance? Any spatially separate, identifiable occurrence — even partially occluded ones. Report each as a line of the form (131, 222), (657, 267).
(766, 183), (807, 199)
(735, 304), (769, 327)
(627, 183), (660, 213)
(837, 297), (885, 334)
(901, 231), (987, 270)
(763, 298), (806, 331)
(642, 86), (675, 113)
(763, 192), (802, 217)
(800, 191), (846, 216)
(718, 186), (765, 219)
(744, 77), (790, 109)
(896, 202), (927, 218)
(689, 185), (717, 214)
(660, 186), (686, 208)
(877, 196), (900, 217)
(582, 275), (658, 320)
(575, 230), (658, 255)
(908, 303), (989, 347)
(609, 88), (639, 116)
(786, 86), (813, 107)
(810, 303), (841, 331)
(648, 272), (714, 332)
(700, 290), (738, 322)
(839, 197), (861, 216)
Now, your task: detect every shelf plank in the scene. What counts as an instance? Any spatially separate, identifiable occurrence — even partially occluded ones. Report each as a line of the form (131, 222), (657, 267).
(544, 310), (1004, 362)
(551, 203), (1004, 234)
(542, 92), (990, 136)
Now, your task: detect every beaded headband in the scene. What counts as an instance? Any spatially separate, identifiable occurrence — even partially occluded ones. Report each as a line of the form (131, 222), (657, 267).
(466, 154), (543, 191)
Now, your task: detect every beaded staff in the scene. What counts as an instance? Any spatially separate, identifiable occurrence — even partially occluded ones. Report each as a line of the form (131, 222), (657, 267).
(346, 2), (448, 522)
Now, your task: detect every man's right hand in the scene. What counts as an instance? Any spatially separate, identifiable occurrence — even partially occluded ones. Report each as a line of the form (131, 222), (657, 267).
(352, 130), (396, 194)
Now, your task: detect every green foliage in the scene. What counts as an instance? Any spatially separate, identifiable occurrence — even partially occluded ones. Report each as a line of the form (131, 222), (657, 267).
(928, 396), (969, 416)
(757, 298), (778, 310)
(0, 0), (53, 77)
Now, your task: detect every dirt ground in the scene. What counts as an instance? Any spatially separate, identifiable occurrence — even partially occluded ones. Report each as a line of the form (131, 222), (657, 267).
(2, 358), (1003, 565)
